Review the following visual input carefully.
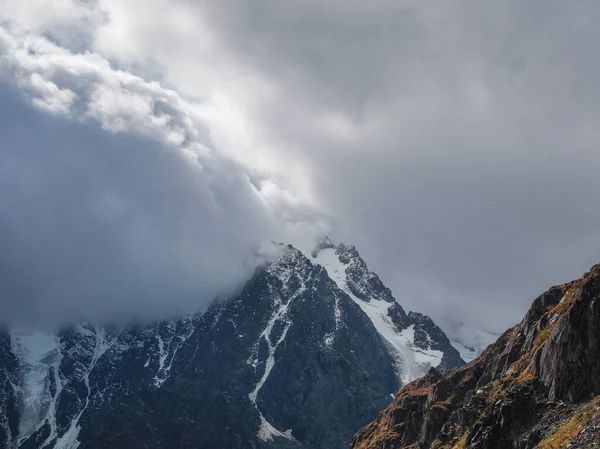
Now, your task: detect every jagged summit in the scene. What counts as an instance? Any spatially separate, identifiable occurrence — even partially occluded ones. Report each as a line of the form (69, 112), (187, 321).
(0, 237), (464, 449)
(350, 263), (600, 449)
(311, 235), (337, 257)
(312, 236), (395, 303)
(311, 237), (464, 382)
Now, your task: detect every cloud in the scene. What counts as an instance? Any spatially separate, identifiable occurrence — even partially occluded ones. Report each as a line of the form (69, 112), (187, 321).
(0, 18), (319, 327)
(0, 82), (279, 326)
(2, 0), (600, 336)
(185, 0), (600, 333)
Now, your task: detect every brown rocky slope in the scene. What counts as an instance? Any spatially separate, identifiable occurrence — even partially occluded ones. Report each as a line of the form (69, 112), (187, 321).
(350, 264), (600, 449)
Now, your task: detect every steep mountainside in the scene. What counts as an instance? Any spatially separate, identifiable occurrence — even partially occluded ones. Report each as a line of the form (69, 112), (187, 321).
(0, 240), (464, 449)
(350, 264), (600, 449)
(311, 238), (464, 381)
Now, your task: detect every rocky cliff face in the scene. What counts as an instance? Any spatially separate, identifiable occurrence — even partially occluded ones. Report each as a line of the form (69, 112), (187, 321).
(350, 264), (600, 449)
(311, 239), (464, 382)
(0, 240), (463, 449)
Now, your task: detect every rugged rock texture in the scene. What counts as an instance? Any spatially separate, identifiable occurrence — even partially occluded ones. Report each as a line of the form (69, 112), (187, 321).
(0, 332), (19, 448)
(82, 247), (399, 449)
(0, 240), (463, 449)
(350, 264), (600, 449)
(312, 240), (464, 382)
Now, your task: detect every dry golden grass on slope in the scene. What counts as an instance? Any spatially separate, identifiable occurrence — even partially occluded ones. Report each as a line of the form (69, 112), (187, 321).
(536, 397), (600, 449)
(533, 327), (552, 348)
(407, 385), (434, 397)
(451, 431), (469, 449)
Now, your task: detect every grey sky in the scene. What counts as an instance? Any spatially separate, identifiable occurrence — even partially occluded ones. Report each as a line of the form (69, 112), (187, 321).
(1, 0), (599, 336)
(0, 85), (276, 326)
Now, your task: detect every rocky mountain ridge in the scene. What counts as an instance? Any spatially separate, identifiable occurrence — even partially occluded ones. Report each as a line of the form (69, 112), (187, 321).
(0, 239), (464, 449)
(350, 263), (600, 449)
(311, 238), (464, 380)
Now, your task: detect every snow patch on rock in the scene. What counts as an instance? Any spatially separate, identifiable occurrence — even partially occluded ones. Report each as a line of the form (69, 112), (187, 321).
(313, 246), (443, 384)
(10, 329), (61, 442)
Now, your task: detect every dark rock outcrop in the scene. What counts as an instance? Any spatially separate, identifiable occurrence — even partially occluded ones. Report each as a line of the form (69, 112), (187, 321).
(350, 264), (600, 449)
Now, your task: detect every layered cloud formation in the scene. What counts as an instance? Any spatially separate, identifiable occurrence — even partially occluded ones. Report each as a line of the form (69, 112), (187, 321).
(1, 0), (600, 333)
(0, 3), (322, 325)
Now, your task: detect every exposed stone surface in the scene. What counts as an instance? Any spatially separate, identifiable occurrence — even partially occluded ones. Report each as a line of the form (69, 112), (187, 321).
(0, 241), (464, 449)
(350, 264), (600, 449)
(312, 239), (465, 382)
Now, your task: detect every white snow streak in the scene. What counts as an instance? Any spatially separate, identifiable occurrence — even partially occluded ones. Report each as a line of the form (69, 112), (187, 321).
(333, 293), (342, 328)
(247, 260), (309, 443)
(10, 330), (62, 444)
(257, 416), (294, 442)
(315, 251), (344, 318)
(9, 319), (195, 449)
(313, 247), (443, 384)
(154, 334), (167, 386)
(55, 325), (115, 449)
(248, 299), (292, 404)
(323, 291), (342, 348)
(9, 325), (119, 449)
(153, 320), (195, 388)
(248, 297), (295, 442)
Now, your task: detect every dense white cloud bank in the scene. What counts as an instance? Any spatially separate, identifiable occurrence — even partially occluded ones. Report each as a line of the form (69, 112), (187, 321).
(1, 0), (600, 334)
(0, 5), (322, 325)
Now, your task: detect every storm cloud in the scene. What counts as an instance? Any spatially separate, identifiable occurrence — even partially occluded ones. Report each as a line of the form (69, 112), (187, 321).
(1, 0), (600, 337)
(0, 85), (278, 326)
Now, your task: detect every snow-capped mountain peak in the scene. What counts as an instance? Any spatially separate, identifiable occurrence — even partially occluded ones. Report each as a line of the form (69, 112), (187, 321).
(1, 238), (465, 449)
(311, 237), (464, 384)
(313, 239), (394, 304)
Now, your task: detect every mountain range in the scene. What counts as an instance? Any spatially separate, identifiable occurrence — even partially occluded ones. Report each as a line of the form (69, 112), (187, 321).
(0, 238), (465, 449)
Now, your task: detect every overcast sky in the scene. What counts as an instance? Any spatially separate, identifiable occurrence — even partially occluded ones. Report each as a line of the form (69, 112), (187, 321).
(1, 1), (600, 337)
